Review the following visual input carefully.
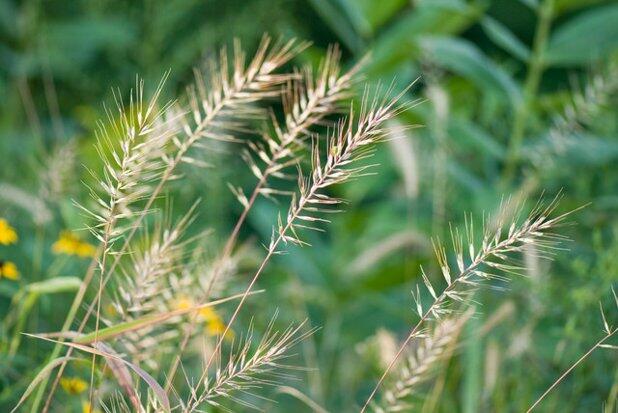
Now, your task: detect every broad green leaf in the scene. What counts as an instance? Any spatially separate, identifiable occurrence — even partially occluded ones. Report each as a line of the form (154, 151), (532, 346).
(546, 4), (618, 66)
(339, 0), (407, 35)
(419, 36), (522, 107)
(41, 17), (137, 76)
(528, 134), (618, 166)
(449, 117), (506, 159)
(308, 0), (365, 53)
(447, 161), (485, 192)
(517, 0), (539, 10)
(367, 0), (482, 75)
(554, 0), (607, 15)
(481, 16), (531, 61)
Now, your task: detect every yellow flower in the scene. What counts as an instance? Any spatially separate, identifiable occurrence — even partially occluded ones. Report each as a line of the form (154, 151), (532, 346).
(198, 306), (218, 320)
(206, 318), (227, 336)
(60, 377), (88, 395)
(52, 231), (96, 258)
(174, 296), (194, 311)
(0, 260), (20, 281)
(82, 400), (101, 413)
(76, 242), (96, 258)
(104, 303), (118, 317)
(0, 219), (18, 245)
(202, 309), (234, 341)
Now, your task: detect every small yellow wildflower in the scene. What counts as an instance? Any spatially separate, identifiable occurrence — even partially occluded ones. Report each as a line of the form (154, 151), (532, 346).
(173, 298), (233, 339)
(206, 317), (227, 336)
(82, 400), (101, 413)
(52, 231), (96, 258)
(198, 306), (217, 320)
(0, 260), (20, 281)
(60, 377), (88, 395)
(0, 219), (18, 245)
(203, 309), (234, 340)
(174, 296), (194, 311)
(104, 303), (118, 317)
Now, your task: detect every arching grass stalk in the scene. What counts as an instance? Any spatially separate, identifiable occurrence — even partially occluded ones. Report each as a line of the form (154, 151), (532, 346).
(33, 37), (304, 412)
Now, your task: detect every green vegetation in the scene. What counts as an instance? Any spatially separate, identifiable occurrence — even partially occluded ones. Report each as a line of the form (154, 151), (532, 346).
(1, 0), (617, 411)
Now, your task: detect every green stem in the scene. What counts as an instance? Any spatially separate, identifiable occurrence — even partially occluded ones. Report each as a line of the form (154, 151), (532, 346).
(8, 292), (38, 357)
(29, 253), (99, 412)
(503, 0), (554, 185)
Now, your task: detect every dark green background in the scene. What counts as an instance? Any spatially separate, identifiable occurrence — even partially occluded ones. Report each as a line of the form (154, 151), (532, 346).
(1, 0), (617, 411)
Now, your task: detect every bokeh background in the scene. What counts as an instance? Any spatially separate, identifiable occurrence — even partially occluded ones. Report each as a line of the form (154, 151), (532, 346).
(1, 0), (617, 411)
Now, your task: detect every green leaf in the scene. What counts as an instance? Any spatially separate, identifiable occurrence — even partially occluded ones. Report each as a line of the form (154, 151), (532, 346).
(339, 0), (407, 35)
(10, 356), (78, 413)
(546, 4), (618, 66)
(74, 291), (258, 344)
(308, 0), (365, 53)
(554, 0), (607, 15)
(419, 36), (522, 107)
(27, 336), (171, 412)
(366, 0), (482, 76)
(448, 117), (506, 159)
(517, 0), (539, 10)
(529, 134), (618, 166)
(481, 17), (531, 61)
(25, 277), (81, 295)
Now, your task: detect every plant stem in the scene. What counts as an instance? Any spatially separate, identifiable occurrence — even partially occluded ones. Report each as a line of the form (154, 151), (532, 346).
(526, 329), (617, 412)
(34, 72), (262, 411)
(8, 292), (38, 357)
(163, 66), (355, 389)
(503, 0), (554, 185)
(30, 249), (100, 412)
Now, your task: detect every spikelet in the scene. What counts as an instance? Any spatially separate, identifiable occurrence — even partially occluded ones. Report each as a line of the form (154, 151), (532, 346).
(178, 36), (308, 156)
(106, 207), (201, 367)
(361, 195), (578, 412)
(183, 318), (312, 411)
(76, 75), (179, 251)
(241, 46), (361, 200)
(374, 311), (472, 412)
(38, 139), (77, 201)
(187, 84), (418, 410)
(273, 86), (414, 248)
(409, 195), (573, 324)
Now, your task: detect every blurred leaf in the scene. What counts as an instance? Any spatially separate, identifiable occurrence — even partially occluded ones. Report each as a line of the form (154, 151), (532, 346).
(530, 134), (618, 166)
(338, 0), (407, 35)
(25, 277), (81, 295)
(308, 0), (365, 53)
(546, 3), (618, 66)
(481, 16), (531, 61)
(0, 0), (16, 33)
(554, 0), (608, 15)
(335, 0), (372, 38)
(10, 356), (78, 413)
(420, 36), (522, 107)
(517, 0), (539, 10)
(41, 17), (137, 76)
(366, 0), (482, 75)
(74, 291), (258, 344)
(29, 337), (170, 411)
(449, 117), (506, 159)
(447, 161), (484, 192)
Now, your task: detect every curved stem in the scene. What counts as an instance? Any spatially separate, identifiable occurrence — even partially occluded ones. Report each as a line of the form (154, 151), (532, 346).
(503, 0), (554, 185)
(36, 80), (253, 412)
(527, 329), (616, 412)
(163, 71), (354, 390)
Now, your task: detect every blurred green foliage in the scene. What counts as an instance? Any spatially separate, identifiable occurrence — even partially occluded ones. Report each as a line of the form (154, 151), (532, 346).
(1, 0), (617, 411)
